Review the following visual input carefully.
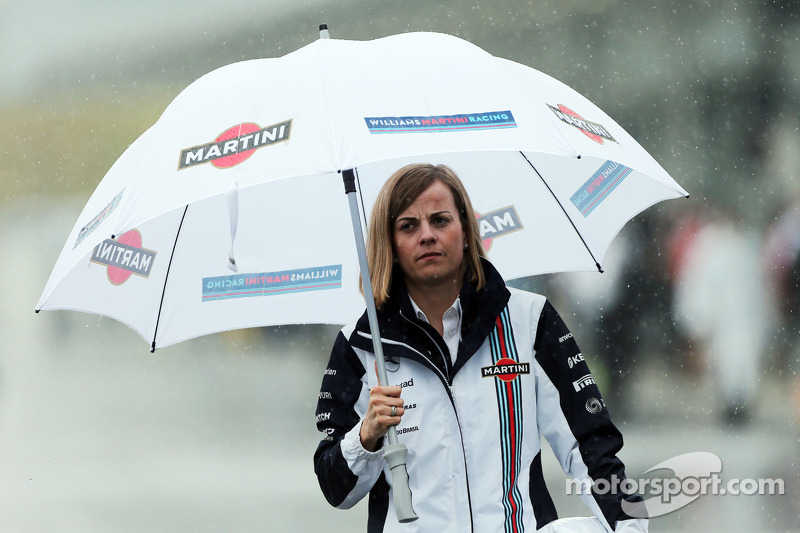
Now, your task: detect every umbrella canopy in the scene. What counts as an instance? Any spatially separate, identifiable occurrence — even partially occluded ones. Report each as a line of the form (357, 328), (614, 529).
(36, 31), (687, 350)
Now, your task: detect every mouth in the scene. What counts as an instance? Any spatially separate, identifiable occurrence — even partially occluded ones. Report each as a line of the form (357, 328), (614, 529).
(417, 252), (442, 261)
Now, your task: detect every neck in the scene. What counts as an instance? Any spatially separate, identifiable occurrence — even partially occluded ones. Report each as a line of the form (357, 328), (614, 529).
(406, 277), (461, 329)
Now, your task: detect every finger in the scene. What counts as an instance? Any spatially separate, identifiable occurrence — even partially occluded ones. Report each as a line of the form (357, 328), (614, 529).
(387, 404), (404, 417)
(374, 385), (403, 398)
(368, 387), (402, 407)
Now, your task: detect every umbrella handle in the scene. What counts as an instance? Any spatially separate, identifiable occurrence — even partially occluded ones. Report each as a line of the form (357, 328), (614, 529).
(343, 169), (419, 523)
(383, 442), (418, 523)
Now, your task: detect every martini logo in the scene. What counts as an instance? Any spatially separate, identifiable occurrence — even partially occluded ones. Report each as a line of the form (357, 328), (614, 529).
(548, 104), (616, 144)
(573, 374), (596, 392)
(90, 229), (156, 285)
(364, 110), (516, 134)
(571, 160), (633, 217)
(202, 264), (342, 302)
(475, 206), (523, 252)
(481, 358), (530, 382)
(73, 189), (124, 249)
(179, 119), (292, 170)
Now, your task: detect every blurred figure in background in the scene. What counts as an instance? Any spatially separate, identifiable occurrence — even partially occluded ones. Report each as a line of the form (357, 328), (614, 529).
(670, 207), (770, 425)
(763, 193), (800, 427)
(550, 221), (664, 421)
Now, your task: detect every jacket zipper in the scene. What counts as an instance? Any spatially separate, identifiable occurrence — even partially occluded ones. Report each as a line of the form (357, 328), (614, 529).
(355, 331), (448, 383)
(399, 311), (476, 533)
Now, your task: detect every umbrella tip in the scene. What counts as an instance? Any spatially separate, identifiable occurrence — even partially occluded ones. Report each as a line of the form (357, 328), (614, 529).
(319, 24), (330, 39)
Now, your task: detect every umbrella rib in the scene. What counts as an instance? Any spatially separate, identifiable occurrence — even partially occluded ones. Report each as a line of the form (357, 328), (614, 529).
(353, 167), (369, 233)
(151, 205), (189, 352)
(518, 152), (603, 273)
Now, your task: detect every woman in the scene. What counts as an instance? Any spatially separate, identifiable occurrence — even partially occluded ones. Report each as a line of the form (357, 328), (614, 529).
(314, 163), (647, 532)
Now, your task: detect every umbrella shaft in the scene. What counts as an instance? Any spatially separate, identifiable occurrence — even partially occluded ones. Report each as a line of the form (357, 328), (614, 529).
(343, 169), (398, 446)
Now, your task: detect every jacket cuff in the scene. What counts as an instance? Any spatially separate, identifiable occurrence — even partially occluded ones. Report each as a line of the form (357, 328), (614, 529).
(613, 519), (648, 533)
(341, 420), (385, 476)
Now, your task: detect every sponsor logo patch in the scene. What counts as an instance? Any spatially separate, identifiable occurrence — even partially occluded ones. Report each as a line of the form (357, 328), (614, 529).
(475, 205), (524, 252)
(571, 160), (633, 217)
(179, 120), (292, 170)
(398, 378), (415, 388)
(573, 374), (596, 392)
(364, 110), (516, 134)
(585, 397), (606, 414)
(481, 358), (531, 382)
(90, 229), (157, 285)
(201, 264), (342, 302)
(74, 190), (124, 249)
(548, 104), (616, 144)
(567, 352), (585, 369)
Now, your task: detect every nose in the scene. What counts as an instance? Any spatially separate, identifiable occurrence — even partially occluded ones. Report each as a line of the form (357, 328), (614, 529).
(418, 220), (436, 244)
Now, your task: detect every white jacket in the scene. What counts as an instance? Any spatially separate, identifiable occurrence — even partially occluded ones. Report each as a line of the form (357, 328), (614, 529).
(314, 260), (647, 533)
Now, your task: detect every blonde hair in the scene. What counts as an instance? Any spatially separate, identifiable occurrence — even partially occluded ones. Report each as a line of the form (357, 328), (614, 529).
(365, 163), (486, 309)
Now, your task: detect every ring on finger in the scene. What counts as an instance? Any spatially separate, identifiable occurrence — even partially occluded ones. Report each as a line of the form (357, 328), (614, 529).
(390, 405), (397, 416)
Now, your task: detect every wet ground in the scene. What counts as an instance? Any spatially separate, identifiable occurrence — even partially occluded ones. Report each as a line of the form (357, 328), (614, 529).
(1, 200), (798, 532)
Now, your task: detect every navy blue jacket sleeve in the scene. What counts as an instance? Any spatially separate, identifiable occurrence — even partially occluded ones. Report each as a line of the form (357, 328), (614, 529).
(533, 300), (646, 531)
(313, 330), (368, 507)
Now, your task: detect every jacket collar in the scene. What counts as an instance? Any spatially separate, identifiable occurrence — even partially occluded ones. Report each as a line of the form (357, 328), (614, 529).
(453, 258), (510, 374)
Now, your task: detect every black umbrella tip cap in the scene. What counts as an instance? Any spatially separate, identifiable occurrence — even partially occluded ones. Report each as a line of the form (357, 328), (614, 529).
(342, 169), (356, 194)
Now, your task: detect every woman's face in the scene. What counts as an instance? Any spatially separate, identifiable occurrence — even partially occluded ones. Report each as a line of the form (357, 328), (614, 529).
(392, 180), (466, 294)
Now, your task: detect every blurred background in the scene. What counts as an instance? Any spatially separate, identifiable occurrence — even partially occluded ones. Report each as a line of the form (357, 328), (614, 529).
(2, 0), (799, 531)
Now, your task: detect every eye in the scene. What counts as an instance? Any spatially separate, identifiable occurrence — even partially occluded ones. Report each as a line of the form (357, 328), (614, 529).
(432, 215), (450, 225)
(398, 221), (416, 232)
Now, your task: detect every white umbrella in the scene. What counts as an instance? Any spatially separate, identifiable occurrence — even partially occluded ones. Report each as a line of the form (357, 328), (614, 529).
(36, 29), (688, 523)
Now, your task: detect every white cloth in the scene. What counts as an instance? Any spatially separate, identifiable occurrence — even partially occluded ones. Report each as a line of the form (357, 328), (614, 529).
(537, 517), (611, 533)
(408, 295), (462, 364)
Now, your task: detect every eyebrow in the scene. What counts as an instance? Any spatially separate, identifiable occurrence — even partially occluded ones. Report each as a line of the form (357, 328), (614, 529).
(395, 210), (452, 223)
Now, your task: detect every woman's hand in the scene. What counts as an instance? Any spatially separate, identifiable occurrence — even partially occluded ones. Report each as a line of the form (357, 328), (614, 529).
(360, 385), (405, 452)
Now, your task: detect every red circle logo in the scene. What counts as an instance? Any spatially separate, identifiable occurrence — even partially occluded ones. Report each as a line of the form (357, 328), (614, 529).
(211, 122), (262, 169)
(107, 229), (141, 285)
(495, 357), (521, 382)
(557, 104), (604, 144)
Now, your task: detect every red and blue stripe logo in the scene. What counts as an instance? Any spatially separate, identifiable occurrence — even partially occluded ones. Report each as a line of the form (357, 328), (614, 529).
(570, 160), (633, 217)
(364, 110), (516, 134)
(488, 307), (525, 533)
(201, 265), (342, 302)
